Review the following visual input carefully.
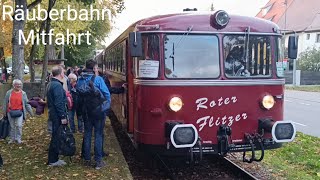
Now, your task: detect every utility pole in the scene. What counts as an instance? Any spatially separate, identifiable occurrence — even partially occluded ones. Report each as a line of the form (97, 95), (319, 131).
(284, 0), (296, 86)
(284, 0), (297, 86)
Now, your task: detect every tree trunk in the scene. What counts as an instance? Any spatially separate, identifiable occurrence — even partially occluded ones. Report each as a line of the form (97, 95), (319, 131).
(12, 0), (27, 81)
(40, 0), (56, 98)
(29, 21), (46, 82)
(47, 44), (56, 60)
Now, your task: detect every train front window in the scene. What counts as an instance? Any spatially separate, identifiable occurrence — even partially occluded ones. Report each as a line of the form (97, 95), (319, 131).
(134, 34), (160, 78)
(164, 34), (220, 79)
(223, 35), (272, 78)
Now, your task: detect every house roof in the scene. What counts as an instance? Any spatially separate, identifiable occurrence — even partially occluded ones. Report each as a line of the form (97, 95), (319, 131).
(256, 0), (294, 24)
(256, 0), (320, 32)
(305, 14), (320, 31)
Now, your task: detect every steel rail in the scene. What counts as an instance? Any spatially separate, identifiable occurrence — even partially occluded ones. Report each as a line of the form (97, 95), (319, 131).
(221, 157), (259, 180)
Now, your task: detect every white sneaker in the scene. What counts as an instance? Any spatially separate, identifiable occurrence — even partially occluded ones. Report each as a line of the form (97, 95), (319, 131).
(48, 160), (67, 167)
(8, 140), (14, 144)
(17, 139), (22, 144)
(58, 160), (67, 165)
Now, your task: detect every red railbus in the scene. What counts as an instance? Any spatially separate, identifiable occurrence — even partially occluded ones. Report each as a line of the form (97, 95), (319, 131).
(99, 10), (298, 162)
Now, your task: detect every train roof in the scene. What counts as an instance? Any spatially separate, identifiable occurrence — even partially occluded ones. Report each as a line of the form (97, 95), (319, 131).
(107, 11), (280, 48)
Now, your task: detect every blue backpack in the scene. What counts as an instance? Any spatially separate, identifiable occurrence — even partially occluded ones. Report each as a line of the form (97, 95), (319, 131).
(77, 75), (109, 117)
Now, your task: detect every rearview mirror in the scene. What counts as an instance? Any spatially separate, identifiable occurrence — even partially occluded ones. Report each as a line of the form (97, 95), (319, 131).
(288, 35), (298, 59)
(129, 32), (142, 57)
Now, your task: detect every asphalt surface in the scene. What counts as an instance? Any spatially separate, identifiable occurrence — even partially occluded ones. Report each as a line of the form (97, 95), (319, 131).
(284, 90), (320, 137)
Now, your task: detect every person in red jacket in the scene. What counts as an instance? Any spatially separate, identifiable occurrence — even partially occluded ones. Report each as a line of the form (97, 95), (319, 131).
(2, 79), (34, 144)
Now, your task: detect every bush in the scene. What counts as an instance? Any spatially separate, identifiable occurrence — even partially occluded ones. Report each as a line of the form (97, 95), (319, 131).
(297, 47), (320, 71)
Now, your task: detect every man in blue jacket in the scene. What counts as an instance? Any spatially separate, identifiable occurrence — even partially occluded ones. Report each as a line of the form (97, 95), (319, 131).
(46, 65), (68, 166)
(77, 59), (111, 170)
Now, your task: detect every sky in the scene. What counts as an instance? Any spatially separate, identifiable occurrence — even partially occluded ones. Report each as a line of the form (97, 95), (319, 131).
(103, 0), (269, 46)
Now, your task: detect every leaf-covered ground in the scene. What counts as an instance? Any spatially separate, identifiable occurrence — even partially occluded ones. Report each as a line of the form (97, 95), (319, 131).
(0, 114), (132, 180)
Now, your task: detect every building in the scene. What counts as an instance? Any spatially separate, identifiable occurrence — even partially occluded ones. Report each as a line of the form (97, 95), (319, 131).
(256, 0), (320, 56)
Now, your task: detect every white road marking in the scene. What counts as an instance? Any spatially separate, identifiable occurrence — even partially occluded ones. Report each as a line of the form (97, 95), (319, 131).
(292, 121), (307, 127)
(284, 99), (292, 102)
(299, 102), (310, 106)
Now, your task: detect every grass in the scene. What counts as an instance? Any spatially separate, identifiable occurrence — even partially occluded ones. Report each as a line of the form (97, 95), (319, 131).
(0, 114), (132, 180)
(286, 85), (320, 92)
(262, 132), (320, 180)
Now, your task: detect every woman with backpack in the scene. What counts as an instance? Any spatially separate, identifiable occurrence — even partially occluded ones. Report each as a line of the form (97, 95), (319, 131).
(2, 79), (34, 144)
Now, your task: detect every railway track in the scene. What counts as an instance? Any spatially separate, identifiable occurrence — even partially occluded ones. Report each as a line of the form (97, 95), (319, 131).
(153, 153), (258, 180)
(110, 113), (259, 180)
(221, 157), (258, 180)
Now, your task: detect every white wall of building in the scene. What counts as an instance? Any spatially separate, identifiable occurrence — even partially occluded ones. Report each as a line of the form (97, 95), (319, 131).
(299, 32), (320, 54)
(284, 31), (320, 57)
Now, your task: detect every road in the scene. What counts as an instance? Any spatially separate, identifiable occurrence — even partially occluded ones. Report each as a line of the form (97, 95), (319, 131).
(284, 90), (320, 137)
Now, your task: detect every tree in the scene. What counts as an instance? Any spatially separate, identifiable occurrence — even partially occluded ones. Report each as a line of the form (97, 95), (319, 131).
(0, 0), (13, 59)
(15, 0), (125, 96)
(11, 0), (28, 81)
(11, 0), (42, 81)
(297, 47), (320, 71)
(40, 0), (56, 98)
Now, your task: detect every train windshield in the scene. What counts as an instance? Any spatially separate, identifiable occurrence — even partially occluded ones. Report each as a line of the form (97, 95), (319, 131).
(223, 35), (272, 78)
(164, 34), (220, 79)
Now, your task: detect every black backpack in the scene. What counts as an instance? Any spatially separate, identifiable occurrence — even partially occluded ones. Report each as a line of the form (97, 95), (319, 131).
(58, 124), (76, 157)
(0, 153), (3, 168)
(0, 116), (10, 139)
(77, 75), (109, 117)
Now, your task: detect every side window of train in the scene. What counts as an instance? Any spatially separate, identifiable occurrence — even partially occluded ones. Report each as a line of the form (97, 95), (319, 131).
(134, 34), (160, 78)
(276, 37), (285, 77)
(223, 35), (272, 78)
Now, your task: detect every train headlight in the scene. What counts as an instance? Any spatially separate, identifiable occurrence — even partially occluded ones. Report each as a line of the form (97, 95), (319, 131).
(210, 10), (230, 29)
(272, 121), (296, 143)
(215, 10), (230, 26)
(170, 124), (198, 148)
(168, 97), (183, 112)
(262, 95), (275, 110)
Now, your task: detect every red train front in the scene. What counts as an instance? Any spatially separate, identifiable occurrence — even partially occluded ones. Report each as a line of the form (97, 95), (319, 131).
(102, 10), (298, 162)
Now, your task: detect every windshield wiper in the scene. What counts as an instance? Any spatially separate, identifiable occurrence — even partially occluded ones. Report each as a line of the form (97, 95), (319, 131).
(167, 26), (193, 72)
(244, 27), (251, 64)
(169, 43), (175, 71)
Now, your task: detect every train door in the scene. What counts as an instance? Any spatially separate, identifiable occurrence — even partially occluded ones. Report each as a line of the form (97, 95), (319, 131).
(126, 39), (135, 134)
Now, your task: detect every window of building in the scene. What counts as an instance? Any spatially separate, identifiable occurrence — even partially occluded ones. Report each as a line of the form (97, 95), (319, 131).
(316, 34), (320, 43)
(306, 34), (310, 40)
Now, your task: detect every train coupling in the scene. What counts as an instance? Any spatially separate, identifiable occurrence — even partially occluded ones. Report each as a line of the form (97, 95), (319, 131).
(217, 125), (232, 156)
(242, 119), (297, 163)
(242, 133), (265, 163)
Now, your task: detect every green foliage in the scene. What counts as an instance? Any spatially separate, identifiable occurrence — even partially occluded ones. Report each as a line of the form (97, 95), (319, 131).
(286, 85), (320, 92)
(297, 47), (320, 71)
(263, 132), (320, 180)
(64, 38), (97, 67)
(24, 0), (124, 65)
